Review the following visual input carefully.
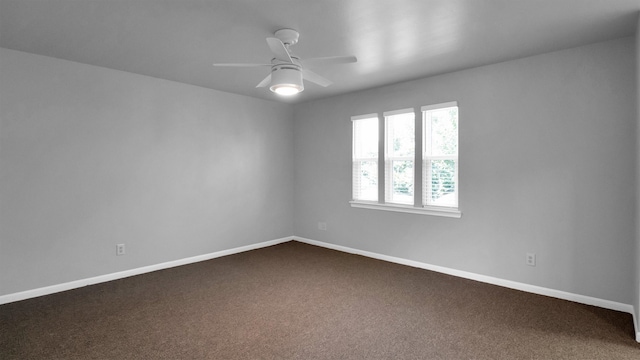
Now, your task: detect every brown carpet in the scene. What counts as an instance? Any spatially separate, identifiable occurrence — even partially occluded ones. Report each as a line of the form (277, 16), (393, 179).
(1, 241), (639, 359)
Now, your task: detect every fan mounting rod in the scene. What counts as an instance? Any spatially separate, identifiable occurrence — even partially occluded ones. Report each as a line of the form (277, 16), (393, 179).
(275, 28), (299, 46)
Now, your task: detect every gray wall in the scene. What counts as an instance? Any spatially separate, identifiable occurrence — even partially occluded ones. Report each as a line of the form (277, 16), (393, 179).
(293, 37), (636, 304)
(0, 48), (294, 296)
(1, 36), (637, 311)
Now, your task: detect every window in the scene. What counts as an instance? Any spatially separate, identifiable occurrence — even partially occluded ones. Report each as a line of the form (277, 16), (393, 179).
(350, 102), (460, 218)
(352, 114), (379, 202)
(423, 102), (458, 208)
(384, 110), (415, 205)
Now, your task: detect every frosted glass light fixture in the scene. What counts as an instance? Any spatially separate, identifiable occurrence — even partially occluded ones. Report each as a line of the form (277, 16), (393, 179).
(269, 66), (303, 96)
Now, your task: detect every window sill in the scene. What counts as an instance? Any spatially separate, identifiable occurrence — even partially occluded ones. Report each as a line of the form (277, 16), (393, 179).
(349, 201), (461, 218)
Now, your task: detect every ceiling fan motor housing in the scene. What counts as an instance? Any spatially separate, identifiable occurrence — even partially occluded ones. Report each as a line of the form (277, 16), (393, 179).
(270, 63), (304, 94)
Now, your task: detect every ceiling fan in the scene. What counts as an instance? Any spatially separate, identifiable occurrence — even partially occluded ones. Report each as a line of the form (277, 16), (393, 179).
(213, 29), (357, 96)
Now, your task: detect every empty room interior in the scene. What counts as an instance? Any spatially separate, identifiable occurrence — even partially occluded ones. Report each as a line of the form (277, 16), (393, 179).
(2, 0), (640, 358)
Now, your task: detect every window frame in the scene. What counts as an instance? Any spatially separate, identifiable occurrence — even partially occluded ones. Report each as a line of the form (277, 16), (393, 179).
(384, 109), (415, 205)
(422, 102), (459, 211)
(351, 114), (380, 203)
(349, 102), (461, 218)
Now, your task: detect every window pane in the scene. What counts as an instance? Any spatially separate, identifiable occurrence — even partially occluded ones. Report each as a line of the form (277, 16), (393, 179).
(386, 113), (414, 158)
(391, 160), (414, 204)
(353, 116), (379, 202)
(426, 107), (458, 156)
(354, 160), (378, 201)
(423, 103), (458, 208)
(428, 159), (456, 206)
(353, 117), (378, 158)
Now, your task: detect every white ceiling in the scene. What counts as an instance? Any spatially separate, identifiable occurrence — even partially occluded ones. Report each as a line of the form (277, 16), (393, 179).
(1, 0), (638, 104)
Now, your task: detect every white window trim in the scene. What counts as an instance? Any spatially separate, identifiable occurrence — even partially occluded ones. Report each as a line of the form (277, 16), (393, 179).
(421, 101), (458, 112)
(383, 108), (414, 117)
(349, 103), (461, 219)
(352, 113), (379, 121)
(349, 200), (461, 218)
(384, 109), (415, 205)
(422, 101), (459, 210)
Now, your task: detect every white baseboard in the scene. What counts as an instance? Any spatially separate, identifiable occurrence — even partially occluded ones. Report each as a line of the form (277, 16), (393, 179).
(293, 236), (636, 317)
(2, 235), (638, 343)
(0, 236), (292, 305)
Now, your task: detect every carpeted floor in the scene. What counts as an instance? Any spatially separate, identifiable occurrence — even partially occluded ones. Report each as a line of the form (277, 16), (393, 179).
(1, 241), (639, 359)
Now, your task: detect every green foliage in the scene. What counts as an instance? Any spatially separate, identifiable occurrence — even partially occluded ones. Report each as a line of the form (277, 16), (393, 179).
(393, 161), (413, 195)
(430, 160), (455, 201)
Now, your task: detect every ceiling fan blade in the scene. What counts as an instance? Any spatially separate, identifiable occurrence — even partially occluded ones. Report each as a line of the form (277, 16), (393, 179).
(256, 74), (272, 88)
(303, 55), (357, 67)
(213, 63), (271, 67)
(266, 37), (293, 63)
(302, 69), (332, 87)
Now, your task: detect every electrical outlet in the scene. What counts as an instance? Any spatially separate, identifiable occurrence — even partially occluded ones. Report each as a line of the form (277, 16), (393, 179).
(318, 222), (327, 231)
(116, 243), (126, 256)
(526, 253), (536, 266)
